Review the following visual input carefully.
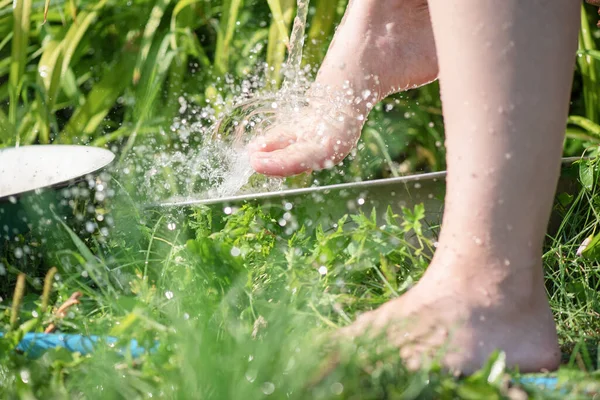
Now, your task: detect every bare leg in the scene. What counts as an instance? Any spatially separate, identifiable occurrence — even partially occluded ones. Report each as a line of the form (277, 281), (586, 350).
(248, 0), (437, 176)
(343, 0), (580, 374)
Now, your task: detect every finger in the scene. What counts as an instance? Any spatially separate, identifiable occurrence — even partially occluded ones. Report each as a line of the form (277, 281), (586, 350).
(586, 0), (600, 6)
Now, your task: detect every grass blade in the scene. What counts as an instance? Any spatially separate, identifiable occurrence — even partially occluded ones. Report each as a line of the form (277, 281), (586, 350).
(37, 39), (64, 110)
(133, 0), (172, 85)
(61, 55), (136, 142)
(578, 49), (600, 61)
(578, 4), (599, 122)
(214, 0), (243, 75)
(0, 30), (13, 53)
(568, 115), (600, 139)
(304, 0), (338, 67)
(169, 0), (202, 51)
(9, 0), (32, 126)
(10, 274), (26, 331)
(120, 33), (176, 161)
(266, 0), (290, 48)
(60, 3), (107, 76)
(0, 107), (14, 144)
(43, 0), (50, 23)
(168, 0), (199, 116)
(41, 267), (58, 314)
(265, 0), (294, 88)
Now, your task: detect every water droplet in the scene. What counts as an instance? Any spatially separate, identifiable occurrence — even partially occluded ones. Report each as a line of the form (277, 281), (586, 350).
(262, 382), (275, 395)
(224, 207), (233, 215)
(318, 266), (328, 275)
(39, 66), (49, 78)
(14, 248), (23, 258)
(245, 369), (257, 383)
(504, 153), (512, 160)
(84, 221), (95, 233)
(503, 258), (511, 266)
(20, 369), (30, 384)
(165, 291), (174, 300)
(331, 382), (344, 395)
(473, 236), (483, 246)
(230, 247), (241, 257)
(357, 198), (365, 205)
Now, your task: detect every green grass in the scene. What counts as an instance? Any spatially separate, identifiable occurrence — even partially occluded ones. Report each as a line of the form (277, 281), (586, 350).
(1, 1), (600, 399)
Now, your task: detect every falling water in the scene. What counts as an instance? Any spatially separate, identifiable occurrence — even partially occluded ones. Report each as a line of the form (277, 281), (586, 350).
(283, 0), (310, 89)
(205, 0), (313, 199)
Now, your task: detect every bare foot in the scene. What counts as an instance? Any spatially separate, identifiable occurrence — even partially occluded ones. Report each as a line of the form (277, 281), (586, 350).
(341, 252), (561, 375)
(248, 0), (438, 176)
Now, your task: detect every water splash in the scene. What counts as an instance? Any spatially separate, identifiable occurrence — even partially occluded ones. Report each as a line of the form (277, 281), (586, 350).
(144, 0), (362, 203)
(283, 0), (310, 89)
(171, 0), (315, 201)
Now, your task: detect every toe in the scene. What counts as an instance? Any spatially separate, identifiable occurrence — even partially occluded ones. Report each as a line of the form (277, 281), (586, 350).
(249, 141), (327, 176)
(247, 129), (298, 153)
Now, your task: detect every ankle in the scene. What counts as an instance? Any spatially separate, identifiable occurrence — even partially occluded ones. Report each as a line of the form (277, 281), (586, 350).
(423, 250), (547, 307)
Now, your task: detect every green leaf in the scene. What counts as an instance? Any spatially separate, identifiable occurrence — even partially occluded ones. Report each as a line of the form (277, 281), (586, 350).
(9, 0), (32, 126)
(133, 0), (173, 84)
(556, 192), (574, 207)
(579, 160), (595, 191)
(581, 234), (600, 260)
(214, 0), (244, 75)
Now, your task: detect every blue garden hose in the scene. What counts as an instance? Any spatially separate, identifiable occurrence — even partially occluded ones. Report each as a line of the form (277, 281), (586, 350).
(519, 376), (559, 390)
(0, 332), (150, 359)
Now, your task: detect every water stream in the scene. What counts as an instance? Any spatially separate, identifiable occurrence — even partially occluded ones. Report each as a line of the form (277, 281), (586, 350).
(202, 0), (312, 199)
